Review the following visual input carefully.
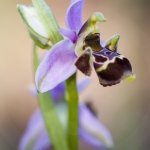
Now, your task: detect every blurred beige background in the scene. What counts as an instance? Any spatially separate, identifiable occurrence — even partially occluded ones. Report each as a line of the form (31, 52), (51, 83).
(0, 0), (150, 149)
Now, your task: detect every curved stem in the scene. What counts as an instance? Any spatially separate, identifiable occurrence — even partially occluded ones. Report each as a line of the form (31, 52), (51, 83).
(33, 43), (69, 150)
(65, 73), (78, 150)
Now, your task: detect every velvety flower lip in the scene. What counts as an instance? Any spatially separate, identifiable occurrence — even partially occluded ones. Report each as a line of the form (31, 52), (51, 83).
(74, 33), (136, 87)
(19, 77), (113, 150)
(91, 34), (136, 87)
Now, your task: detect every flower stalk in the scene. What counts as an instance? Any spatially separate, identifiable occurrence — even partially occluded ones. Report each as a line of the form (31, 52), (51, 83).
(65, 73), (78, 150)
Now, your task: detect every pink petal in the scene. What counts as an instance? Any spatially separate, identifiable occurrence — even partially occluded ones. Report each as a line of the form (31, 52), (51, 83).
(59, 28), (77, 43)
(35, 39), (77, 93)
(65, 0), (84, 33)
(32, 131), (50, 150)
(18, 109), (46, 150)
(78, 102), (114, 148)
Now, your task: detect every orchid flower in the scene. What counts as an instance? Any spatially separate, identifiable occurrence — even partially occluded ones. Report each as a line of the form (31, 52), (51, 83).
(19, 77), (113, 150)
(34, 0), (136, 93)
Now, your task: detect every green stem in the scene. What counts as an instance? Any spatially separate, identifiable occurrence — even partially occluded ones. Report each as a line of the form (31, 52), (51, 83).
(65, 73), (78, 150)
(32, 44), (69, 150)
(37, 92), (68, 150)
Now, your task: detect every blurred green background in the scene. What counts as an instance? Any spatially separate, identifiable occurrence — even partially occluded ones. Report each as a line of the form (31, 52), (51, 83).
(0, 0), (150, 149)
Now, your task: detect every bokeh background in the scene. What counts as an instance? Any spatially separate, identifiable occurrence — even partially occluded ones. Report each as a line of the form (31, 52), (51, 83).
(0, 0), (150, 149)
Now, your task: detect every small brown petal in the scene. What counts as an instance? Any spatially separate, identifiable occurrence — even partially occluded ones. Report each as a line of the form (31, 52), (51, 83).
(75, 48), (92, 76)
